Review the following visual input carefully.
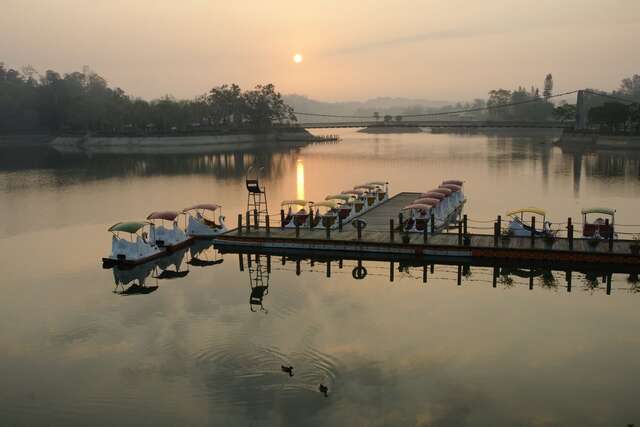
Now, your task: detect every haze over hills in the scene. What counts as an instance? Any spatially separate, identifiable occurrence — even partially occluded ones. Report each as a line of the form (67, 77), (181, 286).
(283, 94), (452, 122)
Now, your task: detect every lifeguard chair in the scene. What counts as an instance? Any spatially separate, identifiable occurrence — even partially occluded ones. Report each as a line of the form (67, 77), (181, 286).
(246, 166), (269, 227)
(249, 254), (270, 313)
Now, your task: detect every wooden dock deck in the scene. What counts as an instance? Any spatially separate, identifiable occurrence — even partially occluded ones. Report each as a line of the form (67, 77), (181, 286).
(213, 193), (640, 268)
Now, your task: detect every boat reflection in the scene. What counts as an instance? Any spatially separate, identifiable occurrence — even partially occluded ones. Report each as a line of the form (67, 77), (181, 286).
(229, 248), (640, 296)
(110, 241), (223, 294)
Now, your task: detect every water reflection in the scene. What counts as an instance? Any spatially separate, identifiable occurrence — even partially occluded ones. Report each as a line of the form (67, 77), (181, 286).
(111, 242), (222, 294)
(228, 249), (639, 296)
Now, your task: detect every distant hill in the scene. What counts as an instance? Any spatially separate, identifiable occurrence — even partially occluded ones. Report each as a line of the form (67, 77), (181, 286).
(283, 94), (452, 123)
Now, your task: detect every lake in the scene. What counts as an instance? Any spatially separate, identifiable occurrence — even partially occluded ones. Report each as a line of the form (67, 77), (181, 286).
(1, 129), (639, 426)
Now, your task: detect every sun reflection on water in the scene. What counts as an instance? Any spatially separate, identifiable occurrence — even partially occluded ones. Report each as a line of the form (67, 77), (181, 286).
(296, 159), (305, 200)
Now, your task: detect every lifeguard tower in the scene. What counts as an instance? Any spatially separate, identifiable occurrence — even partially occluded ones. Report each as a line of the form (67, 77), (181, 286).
(245, 166), (269, 227)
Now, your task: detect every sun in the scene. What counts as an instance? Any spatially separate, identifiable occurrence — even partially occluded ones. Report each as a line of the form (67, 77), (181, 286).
(293, 53), (303, 64)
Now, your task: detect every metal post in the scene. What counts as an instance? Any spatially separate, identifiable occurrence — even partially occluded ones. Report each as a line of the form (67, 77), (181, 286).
(296, 259), (301, 276)
(254, 209), (258, 229)
(494, 221), (499, 247)
(398, 213), (404, 233)
(492, 267), (498, 288)
(606, 273), (612, 295)
(531, 216), (536, 247)
(246, 211), (251, 232)
(390, 261), (394, 282)
(295, 224), (300, 238)
(458, 220), (462, 245)
(390, 219), (395, 241)
(339, 259), (343, 269)
(567, 217), (573, 251)
(237, 214), (242, 235)
(497, 215), (501, 234)
(566, 270), (572, 292)
(357, 221), (362, 240)
(265, 215), (270, 234)
(326, 261), (331, 278)
(238, 253), (244, 271)
(529, 269), (534, 290)
(430, 212), (435, 234)
(605, 218), (613, 251)
(423, 265), (427, 283)
(309, 210), (314, 230)
(280, 209), (285, 229)
(463, 214), (468, 236)
(457, 265), (462, 286)
(423, 223), (428, 244)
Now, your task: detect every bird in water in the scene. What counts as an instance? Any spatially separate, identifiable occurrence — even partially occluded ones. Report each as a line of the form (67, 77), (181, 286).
(281, 365), (294, 377)
(318, 384), (329, 397)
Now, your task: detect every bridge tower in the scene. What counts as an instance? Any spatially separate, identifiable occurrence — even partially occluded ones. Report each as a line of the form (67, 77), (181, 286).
(575, 90), (588, 130)
(245, 166), (269, 227)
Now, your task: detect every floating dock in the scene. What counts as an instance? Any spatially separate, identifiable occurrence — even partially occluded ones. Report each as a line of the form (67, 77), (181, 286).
(213, 193), (640, 269)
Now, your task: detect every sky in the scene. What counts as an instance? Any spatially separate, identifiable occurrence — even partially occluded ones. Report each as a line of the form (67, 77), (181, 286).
(1, 0), (639, 102)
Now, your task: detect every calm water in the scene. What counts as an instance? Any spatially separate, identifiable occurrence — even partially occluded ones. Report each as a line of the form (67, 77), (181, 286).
(1, 130), (640, 426)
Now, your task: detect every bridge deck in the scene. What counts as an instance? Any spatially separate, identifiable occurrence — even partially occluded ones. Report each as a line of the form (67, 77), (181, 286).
(214, 193), (640, 268)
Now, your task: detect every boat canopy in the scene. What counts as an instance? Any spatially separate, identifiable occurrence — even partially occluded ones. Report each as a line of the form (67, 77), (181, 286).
(366, 181), (387, 186)
(421, 191), (445, 200)
(439, 184), (462, 192)
(108, 221), (149, 234)
(313, 201), (339, 209)
(354, 184), (376, 190)
(402, 204), (432, 211)
(430, 188), (452, 196)
(442, 180), (464, 186)
(342, 189), (365, 195)
(506, 208), (547, 217)
(325, 194), (351, 202)
(183, 203), (220, 212)
(581, 207), (616, 216)
(281, 200), (308, 207)
(147, 211), (179, 221)
(413, 197), (440, 206)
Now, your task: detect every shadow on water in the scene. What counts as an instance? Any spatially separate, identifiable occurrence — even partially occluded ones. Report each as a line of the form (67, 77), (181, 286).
(111, 240), (222, 295)
(227, 248), (640, 297)
(0, 141), (313, 187)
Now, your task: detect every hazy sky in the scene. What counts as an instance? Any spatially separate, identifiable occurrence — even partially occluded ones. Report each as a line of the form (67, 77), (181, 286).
(2, 0), (639, 101)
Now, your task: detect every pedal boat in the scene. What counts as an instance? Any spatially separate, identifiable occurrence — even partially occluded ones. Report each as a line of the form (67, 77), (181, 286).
(401, 204), (433, 232)
(325, 194), (356, 222)
(182, 203), (227, 238)
(310, 201), (339, 229)
(281, 200), (312, 228)
(102, 221), (165, 268)
(506, 208), (554, 237)
(146, 210), (193, 251)
(581, 207), (616, 240)
(366, 181), (389, 202)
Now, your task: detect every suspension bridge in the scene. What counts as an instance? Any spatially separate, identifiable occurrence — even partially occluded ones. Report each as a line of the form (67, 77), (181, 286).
(288, 90), (637, 130)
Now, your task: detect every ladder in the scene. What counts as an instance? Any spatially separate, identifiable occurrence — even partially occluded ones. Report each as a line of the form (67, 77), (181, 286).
(246, 166), (269, 227)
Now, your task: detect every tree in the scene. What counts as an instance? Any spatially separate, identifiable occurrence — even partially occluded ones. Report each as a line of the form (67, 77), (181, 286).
(618, 74), (640, 100)
(395, 115), (403, 122)
(373, 111), (380, 122)
(487, 89), (512, 119)
(553, 103), (576, 123)
(543, 74), (553, 99)
(588, 102), (630, 132)
(383, 114), (392, 123)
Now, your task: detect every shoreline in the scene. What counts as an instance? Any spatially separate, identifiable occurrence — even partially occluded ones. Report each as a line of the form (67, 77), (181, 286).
(556, 132), (640, 149)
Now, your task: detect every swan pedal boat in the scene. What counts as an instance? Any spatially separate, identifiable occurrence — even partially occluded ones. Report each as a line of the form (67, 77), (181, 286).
(103, 221), (166, 268)
(183, 203), (227, 238)
(506, 208), (555, 237)
(146, 210), (194, 251)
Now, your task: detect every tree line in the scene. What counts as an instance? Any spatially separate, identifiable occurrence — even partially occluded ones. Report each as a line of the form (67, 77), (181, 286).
(0, 63), (296, 134)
